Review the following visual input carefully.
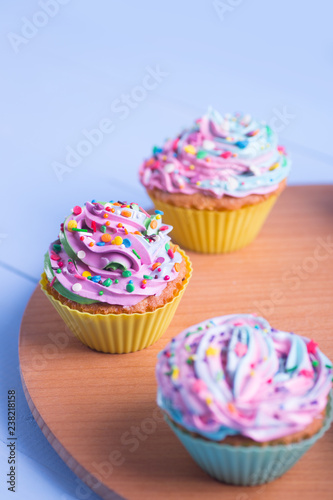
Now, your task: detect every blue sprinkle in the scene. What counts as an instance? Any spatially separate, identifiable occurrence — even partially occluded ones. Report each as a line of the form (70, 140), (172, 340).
(235, 140), (249, 149)
(123, 238), (131, 248)
(96, 242), (105, 246)
(91, 199), (96, 203)
(155, 210), (164, 215)
(153, 146), (163, 154)
(129, 279), (133, 284)
(91, 275), (101, 282)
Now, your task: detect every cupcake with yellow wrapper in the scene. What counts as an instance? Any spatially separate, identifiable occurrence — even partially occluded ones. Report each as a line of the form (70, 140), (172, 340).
(41, 200), (192, 353)
(140, 108), (291, 253)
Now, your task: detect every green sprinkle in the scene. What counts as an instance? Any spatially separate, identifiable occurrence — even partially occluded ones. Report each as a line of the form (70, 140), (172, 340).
(165, 243), (170, 251)
(71, 228), (89, 232)
(312, 360), (319, 367)
(143, 275), (154, 280)
(185, 344), (191, 352)
(87, 276), (91, 280)
(100, 225), (106, 233)
(56, 268), (62, 274)
(103, 278), (112, 287)
(122, 270), (132, 277)
(282, 156), (288, 167)
(196, 150), (207, 159)
(186, 358), (194, 365)
(198, 327), (203, 331)
(164, 370), (173, 376)
(115, 279), (119, 284)
(325, 364), (332, 369)
(286, 366), (297, 372)
(132, 249), (141, 259)
(126, 283), (135, 293)
(266, 125), (273, 137)
(216, 371), (224, 381)
(98, 291), (104, 296)
(53, 243), (61, 253)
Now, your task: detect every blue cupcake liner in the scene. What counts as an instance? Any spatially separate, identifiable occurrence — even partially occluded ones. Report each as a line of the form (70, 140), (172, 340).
(165, 396), (333, 486)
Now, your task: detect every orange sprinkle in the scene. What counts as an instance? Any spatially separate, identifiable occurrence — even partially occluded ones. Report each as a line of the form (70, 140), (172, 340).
(121, 210), (131, 217)
(174, 262), (180, 272)
(101, 234), (112, 243)
(105, 221), (111, 226)
(150, 220), (157, 229)
(117, 223), (123, 228)
(124, 228), (128, 235)
(89, 241), (94, 247)
(142, 279), (147, 285)
(103, 213), (108, 218)
(111, 208), (115, 213)
(134, 231), (141, 235)
(227, 403), (236, 414)
(113, 202), (121, 206)
(152, 262), (161, 270)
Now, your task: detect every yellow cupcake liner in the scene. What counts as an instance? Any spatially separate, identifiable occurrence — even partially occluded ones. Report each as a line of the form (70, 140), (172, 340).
(40, 249), (192, 354)
(149, 194), (279, 254)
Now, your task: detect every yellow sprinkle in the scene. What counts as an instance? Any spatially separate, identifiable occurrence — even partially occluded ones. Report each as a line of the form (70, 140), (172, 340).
(250, 370), (255, 377)
(184, 144), (196, 155)
(226, 137), (232, 141)
(82, 271), (91, 278)
(67, 220), (77, 231)
(112, 236), (123, 245)
(206, 396), (213, 405)
(269, 162), (279, 171)
(156, 214), (161, 219)
(189, 164), (195, 170)
(162, 155), (167, 161)
(206, 347), (218, 356)
(171, 367), (179, 380)
(196, 181), (201, 186)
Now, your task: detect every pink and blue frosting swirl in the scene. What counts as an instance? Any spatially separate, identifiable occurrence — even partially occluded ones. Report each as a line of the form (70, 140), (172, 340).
(140, 108), (291, 199)
(156, 314), (332, 442)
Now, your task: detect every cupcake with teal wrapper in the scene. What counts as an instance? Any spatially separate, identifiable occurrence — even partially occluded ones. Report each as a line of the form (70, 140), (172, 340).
(140, 108), (291, 253)
(156, 314), (332, 485)
(41, 200), (192, 354)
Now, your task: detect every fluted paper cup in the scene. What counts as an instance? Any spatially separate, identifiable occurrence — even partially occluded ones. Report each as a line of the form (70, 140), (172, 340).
(40, 249), (192, 354)
(149, 193), (279, 254)
(165, 396), (333, 486)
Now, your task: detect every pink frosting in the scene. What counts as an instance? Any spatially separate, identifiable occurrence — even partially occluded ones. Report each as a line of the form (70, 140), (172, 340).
(140, 109), (290, 199)
(156, 314), (332, 442)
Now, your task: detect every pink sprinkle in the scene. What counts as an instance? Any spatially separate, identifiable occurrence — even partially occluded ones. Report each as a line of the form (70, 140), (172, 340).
(50, 277), (56, 288)
(164, 275), (170, 281)
(299, 369), (314, 378)
(157, 268), (161, 272)
(140, 284), (146, 289)
(74, 274), (86, 280)
(73, 205), (82, 215)
(58, 261), (64, 268)
(221, 151), (232, 159)
(139, 206), (150, 217)
(192, 379), (206, 393)
(168, 249), (174, 259)
(235, 342), (247, 357)
(51, 254), (60, 261)
(160, 225), (168, 231)
(234, 321), (244, 326)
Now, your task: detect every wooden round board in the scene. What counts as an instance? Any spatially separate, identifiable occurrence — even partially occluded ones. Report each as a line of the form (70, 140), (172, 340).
(19, 186), (333, 500)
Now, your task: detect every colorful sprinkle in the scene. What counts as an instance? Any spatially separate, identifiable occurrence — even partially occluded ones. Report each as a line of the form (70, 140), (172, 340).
(132, 249), (141, 259)
(126, 283), (135, 293)
(112, 236), (123, 245)
(72, 283), (82, 292)
(67, 220), (77, 231)
(101, 233), (112, 243)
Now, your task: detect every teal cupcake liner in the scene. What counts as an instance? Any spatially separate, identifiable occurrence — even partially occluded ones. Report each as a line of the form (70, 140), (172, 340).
(165, 395), (333, 486)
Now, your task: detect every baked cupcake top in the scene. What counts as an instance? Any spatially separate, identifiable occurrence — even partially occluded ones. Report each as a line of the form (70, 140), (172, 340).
(44, 200), (182, 307)
(140, 108), (291, 199)
(156, 314), (332, 442)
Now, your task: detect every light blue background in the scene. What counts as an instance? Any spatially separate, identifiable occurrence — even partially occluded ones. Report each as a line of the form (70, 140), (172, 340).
(1, 1), (332, 499)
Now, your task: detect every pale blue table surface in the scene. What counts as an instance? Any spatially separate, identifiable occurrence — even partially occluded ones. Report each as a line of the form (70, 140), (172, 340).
(1, 0), (332, 498)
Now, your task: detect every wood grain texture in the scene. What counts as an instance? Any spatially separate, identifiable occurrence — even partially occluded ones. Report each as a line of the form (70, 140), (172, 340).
(19, 186), (333, 500)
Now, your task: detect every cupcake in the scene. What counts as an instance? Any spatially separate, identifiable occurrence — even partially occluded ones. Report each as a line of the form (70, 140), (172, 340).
(41, 200), (192, 353)
(140, 108), (291, 253)
(156, 314), (332, 485)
